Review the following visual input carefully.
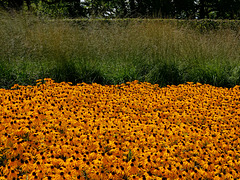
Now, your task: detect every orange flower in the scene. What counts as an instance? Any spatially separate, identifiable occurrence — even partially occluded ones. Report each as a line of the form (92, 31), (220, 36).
(0, 79), (240, 179)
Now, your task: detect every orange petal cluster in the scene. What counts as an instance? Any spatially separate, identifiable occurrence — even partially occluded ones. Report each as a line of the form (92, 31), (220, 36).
(0, 79), (240, 180)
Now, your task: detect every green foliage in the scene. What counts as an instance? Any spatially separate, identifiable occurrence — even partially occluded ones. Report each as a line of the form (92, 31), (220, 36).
(123, 149), (133, 162)
(0, 61), (16, 89)
(82, 169), (90, 180)
(34, 1), (69, 17)
(48, 57), (106, 85)
(1, 0), (239, 19)
(147, 60), (183, 87)
(183, 61), (234, 87)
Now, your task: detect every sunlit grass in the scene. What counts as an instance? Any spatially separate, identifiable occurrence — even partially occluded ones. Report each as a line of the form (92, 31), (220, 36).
(0, 12), (240, 89)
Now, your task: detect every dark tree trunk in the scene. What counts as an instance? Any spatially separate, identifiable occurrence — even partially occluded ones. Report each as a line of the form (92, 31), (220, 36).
(120, 1), (127, 17)
(0, 1), (7, 10)
(129, 0), (136, 17)
(8, 0), (24, 10)
(199, 0), (206, 19)
(25, 0), (31, 10)
(136, 0), (145, 16)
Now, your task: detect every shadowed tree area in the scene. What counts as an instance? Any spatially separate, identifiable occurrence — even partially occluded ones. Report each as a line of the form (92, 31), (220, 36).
(0, 0), (239, 19)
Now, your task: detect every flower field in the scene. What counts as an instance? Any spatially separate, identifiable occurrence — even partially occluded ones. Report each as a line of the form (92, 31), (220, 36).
(0, 78), (240, 180)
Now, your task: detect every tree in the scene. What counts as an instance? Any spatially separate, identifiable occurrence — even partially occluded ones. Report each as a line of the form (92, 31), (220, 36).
(0, 0), (24, 10)
(0, 0), (32, 10)
(155, 0), (174, 18)
(1, 0), (239, 19)
(174, 0), (196, 19)
(217, 0), (240, 19)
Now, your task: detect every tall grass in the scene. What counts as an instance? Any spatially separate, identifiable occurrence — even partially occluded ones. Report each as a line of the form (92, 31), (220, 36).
(0, 11), (240, 89)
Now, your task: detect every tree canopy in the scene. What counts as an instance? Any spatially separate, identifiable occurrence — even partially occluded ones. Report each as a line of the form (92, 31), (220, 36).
(1, 0), (239, 19)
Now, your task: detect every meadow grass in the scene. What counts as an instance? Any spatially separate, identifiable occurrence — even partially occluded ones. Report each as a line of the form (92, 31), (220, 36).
(0, 11), (240, 89)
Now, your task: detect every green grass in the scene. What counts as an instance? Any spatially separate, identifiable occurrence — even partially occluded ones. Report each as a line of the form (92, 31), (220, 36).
(0, 11), (240, 89)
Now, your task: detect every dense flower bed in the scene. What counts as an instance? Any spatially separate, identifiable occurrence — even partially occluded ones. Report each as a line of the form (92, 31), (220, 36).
(0, 78), (240, 180)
